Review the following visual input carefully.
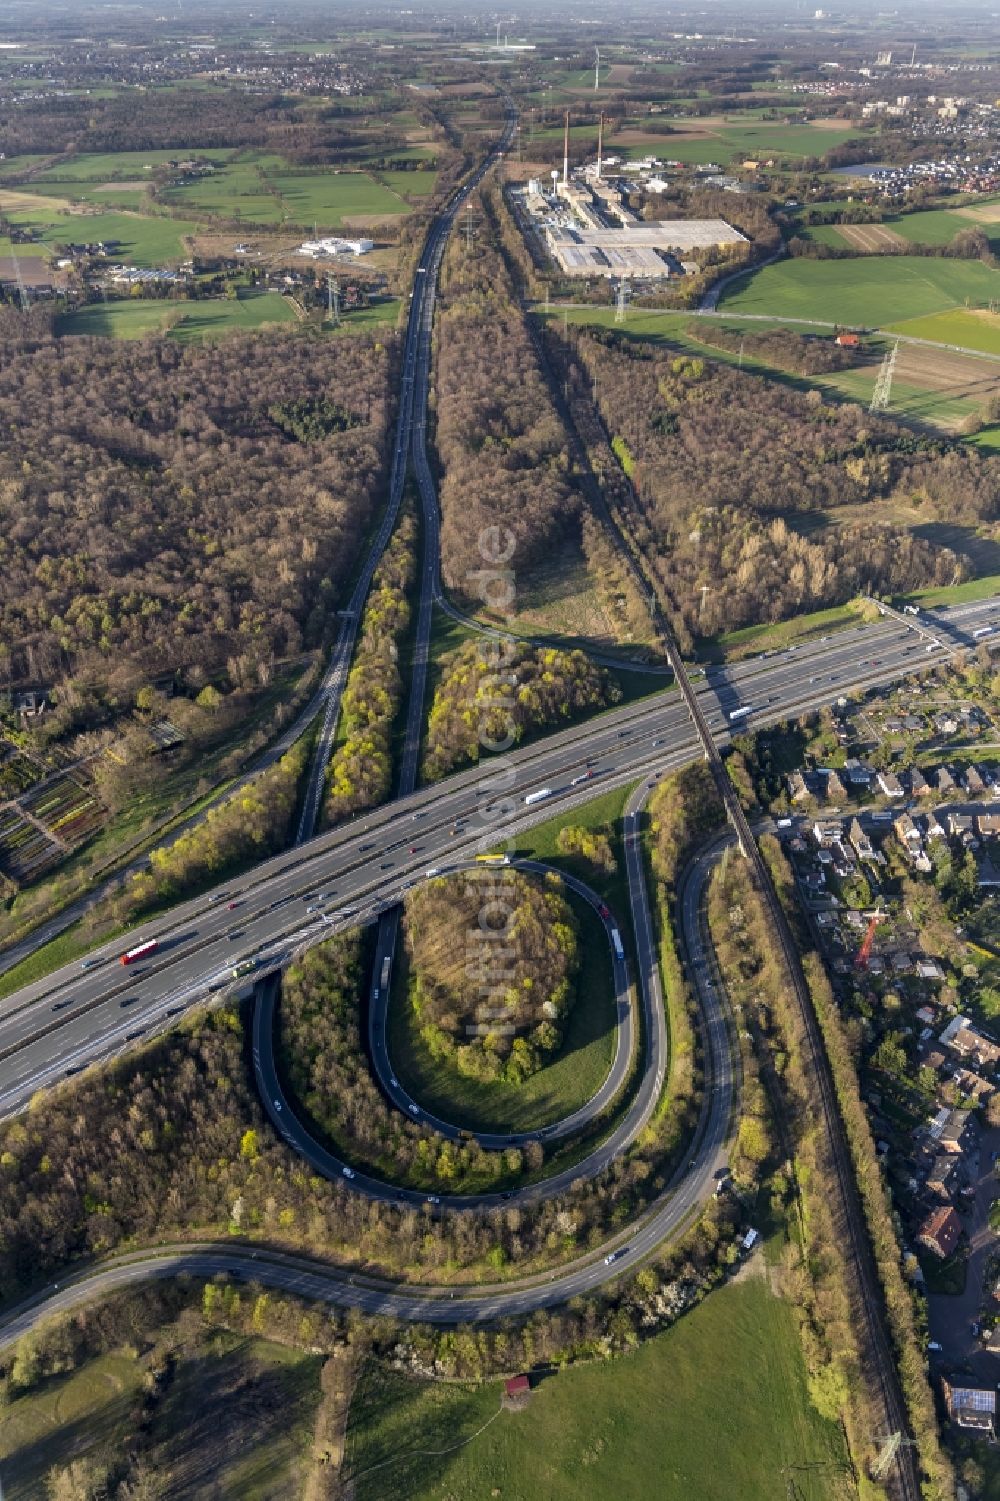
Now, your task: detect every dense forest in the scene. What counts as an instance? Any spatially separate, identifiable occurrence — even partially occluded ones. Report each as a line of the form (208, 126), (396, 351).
(0, 328), (395, 740)
(0, 85), (423, 164)
(432, 187), (583, 595)
(322, 512), (416, 828)
(278, 934), (523, 1194)
(403, 869), (579, 1082)
(686, 323), (856, 377)
(422, 639), (616, 781)
(549, 326), (977, 641)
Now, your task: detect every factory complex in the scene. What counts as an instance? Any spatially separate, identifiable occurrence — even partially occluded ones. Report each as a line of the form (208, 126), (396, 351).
(513, 114), (747, 279)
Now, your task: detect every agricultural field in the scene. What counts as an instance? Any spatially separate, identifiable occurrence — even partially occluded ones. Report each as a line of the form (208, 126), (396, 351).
(797, 198), (1000, 252)
(720, 255), (1000, 329)
(34, 148), (229, 181)
(535, 304), (1000, 439)
(0, 201), (200, 266)
(344, 1274), (848, 1501)
(883, 307), (1000, 358)
(56, 288), (297, 341)
(604, 117), (869, 165)
(0, 768), (105, 884)
(161, 155), (426, 228)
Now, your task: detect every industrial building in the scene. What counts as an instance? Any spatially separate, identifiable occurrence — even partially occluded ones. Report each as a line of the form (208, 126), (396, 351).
(297, 236), (374, 259)
(514, 112), (746, 280)
(543, 220), (745, 277)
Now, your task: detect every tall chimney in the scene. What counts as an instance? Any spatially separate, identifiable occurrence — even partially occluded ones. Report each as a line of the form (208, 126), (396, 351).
(597, 112), (604, 180)
(563, 110), (570, 186)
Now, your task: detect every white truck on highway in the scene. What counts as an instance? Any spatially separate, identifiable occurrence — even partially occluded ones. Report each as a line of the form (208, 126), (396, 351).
(524, 788), (553, 806)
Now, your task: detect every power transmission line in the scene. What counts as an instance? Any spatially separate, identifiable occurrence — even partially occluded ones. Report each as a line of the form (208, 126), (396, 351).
(870, 339), (898, 413)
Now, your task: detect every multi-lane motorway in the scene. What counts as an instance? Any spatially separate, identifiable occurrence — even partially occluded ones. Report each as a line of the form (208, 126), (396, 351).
(0, 593), (997, 1122)
(1, 91), (999, 1363)
(0, 794), (737, 1342)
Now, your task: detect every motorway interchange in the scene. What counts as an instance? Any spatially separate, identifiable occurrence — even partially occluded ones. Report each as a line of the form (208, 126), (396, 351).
(2, 101), (1000, 1344)
(1, 596), (998, 1125)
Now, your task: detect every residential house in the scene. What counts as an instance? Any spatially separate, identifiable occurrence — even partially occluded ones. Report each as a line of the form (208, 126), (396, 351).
(848, 818), (878, 862)
(937, 1108), (974, 1155)
(906, 766), (931, 797)
(950, 1067), (994, 1106)
(822, 769), (848, 803)
(942, 1382), (996, 1436)
(926, 1153), (960, 1201)
(978, 813), (1000, 837)
(923, 812), (946, 843)
(934, 766), (956, 796)
(916, 1205), (962, 1259)
(877, 770), (905, 799)
(843, 758), (872, 788)
(963, 765), (987, 796)
(786, 770), (811, 802)
(894, 813), (923, 851)
(947, 812), (975, 841)
(916, 958), (945, 981)
(940, 1016), (1000, 1070)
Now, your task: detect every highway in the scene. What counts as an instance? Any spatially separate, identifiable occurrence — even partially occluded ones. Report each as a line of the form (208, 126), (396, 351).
(0, 804), (737, 1343)
(1, 591), (998, 1120)
(252, 845), (646, 1209)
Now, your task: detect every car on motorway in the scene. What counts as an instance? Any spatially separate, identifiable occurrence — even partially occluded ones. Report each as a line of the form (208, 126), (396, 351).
(603, 1247), (629, 1265)
(571, 771), (594, 786)
(360, 842), (374, 852)
(408, 1103), (420, 1116)
(342, 1166), (355, 1179)
(390, 1076), (399, 1088)
(409, 845), (419, 854)
(426, 1195), (440, 1204)
(273, 1099), (282, 1111)
(598, 903), (610, 919)
(380, 861), (393, 870)
(227, 901), (239, 910)
(119, 996), (138, 1008)
(306, 906), (317, 914)
(80, 959), (98, 972)
(126, 1029), (144, 1041)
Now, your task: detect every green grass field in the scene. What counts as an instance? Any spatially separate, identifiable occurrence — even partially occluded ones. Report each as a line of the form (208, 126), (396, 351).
(2, 206), (199, 265)
(720, 255), (1000, 328)
(345, 1275), (847, 1501)
(607, 120), (867, 166)
(388, 885), (619, 1133)
(36, 148), (230, 181)
(56, 288), (296, 341)
(883, 307), (1000, 356)
(536, 304), (1000, 439)
(146, 1335), (322, 1498)
(379, 168), (438, 197)
(0, 1353), (145, 1498)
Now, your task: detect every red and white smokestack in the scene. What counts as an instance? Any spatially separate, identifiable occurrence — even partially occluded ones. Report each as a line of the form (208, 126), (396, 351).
(563, 111), (570, 186)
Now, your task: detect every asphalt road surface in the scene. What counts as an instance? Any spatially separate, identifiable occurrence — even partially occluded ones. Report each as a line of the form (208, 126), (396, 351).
(1, 591), (995, 1119)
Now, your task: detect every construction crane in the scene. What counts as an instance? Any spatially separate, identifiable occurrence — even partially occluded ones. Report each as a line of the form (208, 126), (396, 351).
(855, 909), (887, 970)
